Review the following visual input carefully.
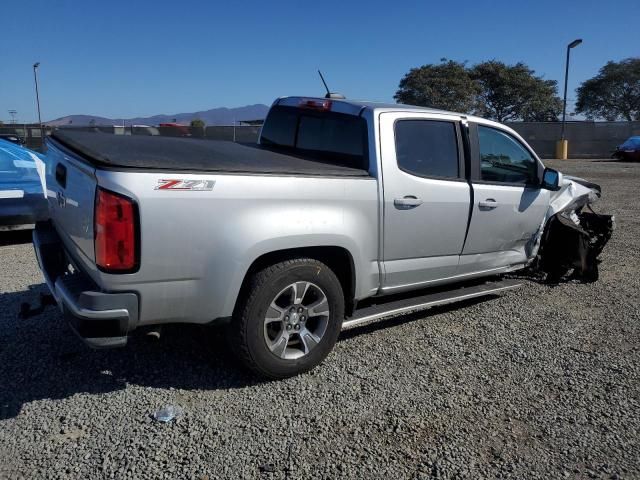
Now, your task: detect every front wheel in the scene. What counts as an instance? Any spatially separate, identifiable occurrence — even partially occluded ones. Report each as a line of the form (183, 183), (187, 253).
(230, 258), (344, 379)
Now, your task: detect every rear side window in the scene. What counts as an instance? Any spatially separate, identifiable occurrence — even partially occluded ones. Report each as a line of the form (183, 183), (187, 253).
(478, 126), (538, 184)
(260, 106), (367, 169)
(394, 120), (459, 178)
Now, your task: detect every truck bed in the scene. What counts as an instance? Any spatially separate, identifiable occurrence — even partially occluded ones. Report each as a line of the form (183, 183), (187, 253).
(50, 130), (371, 177)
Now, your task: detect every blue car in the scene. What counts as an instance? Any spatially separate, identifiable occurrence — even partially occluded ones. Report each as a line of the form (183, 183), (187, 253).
(0, 139), (49, 230)
(613, 136), (640, 162)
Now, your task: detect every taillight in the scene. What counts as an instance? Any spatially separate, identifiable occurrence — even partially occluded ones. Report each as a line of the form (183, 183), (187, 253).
(94, 187), (139, 272)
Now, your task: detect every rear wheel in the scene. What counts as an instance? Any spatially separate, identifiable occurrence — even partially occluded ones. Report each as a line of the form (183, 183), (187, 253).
(231, 258), (344, 379)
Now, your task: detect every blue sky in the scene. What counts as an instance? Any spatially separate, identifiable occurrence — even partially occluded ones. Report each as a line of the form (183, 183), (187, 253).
(1, 0), (638, 122)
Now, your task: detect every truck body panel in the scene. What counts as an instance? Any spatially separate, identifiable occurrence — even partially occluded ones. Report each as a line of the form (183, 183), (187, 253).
(45, 139), (379, 325)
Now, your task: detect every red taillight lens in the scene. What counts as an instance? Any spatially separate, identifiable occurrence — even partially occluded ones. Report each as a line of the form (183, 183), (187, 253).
(94, 188), (139, 272)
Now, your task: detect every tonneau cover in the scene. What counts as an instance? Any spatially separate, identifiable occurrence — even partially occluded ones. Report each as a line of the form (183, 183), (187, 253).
(50, 130), (370, 177)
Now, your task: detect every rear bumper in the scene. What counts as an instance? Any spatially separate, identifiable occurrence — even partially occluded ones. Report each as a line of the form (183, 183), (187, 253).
(33, 221), (139, 348)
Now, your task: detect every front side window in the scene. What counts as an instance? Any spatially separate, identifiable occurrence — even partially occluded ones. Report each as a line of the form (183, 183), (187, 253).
(478, 126), (538, 184)
(394, 120), (459, 178)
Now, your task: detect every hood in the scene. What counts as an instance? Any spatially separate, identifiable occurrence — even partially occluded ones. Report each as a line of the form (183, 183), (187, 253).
(620, 137), (640, 149)
(548, 175), (601, 217)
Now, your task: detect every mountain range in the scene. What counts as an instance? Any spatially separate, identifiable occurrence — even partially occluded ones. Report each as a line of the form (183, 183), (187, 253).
(46, 104), (270, 126)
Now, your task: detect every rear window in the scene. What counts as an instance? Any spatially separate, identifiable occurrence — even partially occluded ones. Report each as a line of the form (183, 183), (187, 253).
(260, 106), (367, 169)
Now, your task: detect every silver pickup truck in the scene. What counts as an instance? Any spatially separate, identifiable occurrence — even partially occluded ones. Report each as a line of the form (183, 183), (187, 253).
(33, 96), (613, 378)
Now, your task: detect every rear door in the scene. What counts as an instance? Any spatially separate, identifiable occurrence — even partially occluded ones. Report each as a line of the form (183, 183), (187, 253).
(459, 123), (549, 274)
(380, 112), (471, 292)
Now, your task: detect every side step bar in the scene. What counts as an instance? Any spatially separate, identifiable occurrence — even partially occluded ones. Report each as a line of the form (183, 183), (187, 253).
(342, 279), (523, 330)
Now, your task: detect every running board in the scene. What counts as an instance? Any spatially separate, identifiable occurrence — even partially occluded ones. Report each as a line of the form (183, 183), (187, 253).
(342, 279), (523, 330)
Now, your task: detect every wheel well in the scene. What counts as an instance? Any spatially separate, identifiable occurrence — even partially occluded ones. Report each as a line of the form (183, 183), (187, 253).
(238, 246), (357, 316)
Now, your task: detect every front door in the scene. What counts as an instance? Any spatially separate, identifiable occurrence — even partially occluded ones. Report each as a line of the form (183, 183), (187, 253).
(379, 112), (471, 293)
(459, 123), (549, 274)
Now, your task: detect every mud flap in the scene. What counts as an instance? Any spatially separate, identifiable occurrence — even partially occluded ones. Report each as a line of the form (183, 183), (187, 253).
(536, 209), (614, 283)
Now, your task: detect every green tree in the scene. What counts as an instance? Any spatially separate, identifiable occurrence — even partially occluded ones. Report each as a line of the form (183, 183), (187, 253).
(470, 61), (562, 122)
(575, 58), (640, 121)
(394, 59), (478, 112)
(190, 118), (205, 128)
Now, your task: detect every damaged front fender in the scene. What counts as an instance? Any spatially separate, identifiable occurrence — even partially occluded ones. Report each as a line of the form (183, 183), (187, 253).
(533, 176), (614, 282)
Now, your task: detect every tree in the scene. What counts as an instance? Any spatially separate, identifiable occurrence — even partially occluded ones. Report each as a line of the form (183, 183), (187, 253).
(470, 61), (562, 122)
(394, 59), (478, 112)
(395, 60), (562, 121)
(190, 118), (205, 128)
(575, 58), (640, 121)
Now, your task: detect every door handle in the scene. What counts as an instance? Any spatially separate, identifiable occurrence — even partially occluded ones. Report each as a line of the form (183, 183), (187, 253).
(55, 163), (67, 188)
(394, 196), (423, 208)
(478, 198), (498, 209)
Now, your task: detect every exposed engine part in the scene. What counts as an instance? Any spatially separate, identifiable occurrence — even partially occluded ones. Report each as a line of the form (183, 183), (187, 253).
(535, 206), (614, 283)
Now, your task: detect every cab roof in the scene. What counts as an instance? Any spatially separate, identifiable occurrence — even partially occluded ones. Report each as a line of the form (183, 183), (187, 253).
(275, 96), (503, 129)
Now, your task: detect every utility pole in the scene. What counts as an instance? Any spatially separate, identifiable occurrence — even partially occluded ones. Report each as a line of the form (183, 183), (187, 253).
(557, 39), (582, 159)
(33, 62), (44, 146)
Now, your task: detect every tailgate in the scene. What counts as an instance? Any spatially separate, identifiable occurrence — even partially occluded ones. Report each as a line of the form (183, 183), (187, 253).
(45, 139), (97, 262)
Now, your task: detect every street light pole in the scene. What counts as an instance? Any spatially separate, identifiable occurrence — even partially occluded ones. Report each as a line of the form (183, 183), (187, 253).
(33, 62), (43, 142)
(560, 39), (582, 142)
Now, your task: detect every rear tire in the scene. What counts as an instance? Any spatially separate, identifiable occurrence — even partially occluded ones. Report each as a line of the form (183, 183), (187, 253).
(230, 258), (344, 379)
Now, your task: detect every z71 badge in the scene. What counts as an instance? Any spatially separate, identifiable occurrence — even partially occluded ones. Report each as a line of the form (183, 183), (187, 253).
(155, 179), (215, 191)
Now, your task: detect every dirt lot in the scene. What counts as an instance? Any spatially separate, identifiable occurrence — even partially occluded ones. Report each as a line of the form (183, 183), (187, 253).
(0, 159), (638, 479)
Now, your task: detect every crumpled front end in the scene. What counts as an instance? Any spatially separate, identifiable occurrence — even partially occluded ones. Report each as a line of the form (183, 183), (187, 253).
(533, 176), (614, 282)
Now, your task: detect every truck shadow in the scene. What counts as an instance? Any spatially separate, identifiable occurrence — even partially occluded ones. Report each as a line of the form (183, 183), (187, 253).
(339, 296), (495, 341)
(0, 283), (262, 420)
(0, 230), (33, 247)
(0, 283), (498, 420)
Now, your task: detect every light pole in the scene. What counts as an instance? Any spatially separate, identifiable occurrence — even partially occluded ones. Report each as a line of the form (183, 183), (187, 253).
(33, 62), (43, 140)
(558, 39), (582, 159)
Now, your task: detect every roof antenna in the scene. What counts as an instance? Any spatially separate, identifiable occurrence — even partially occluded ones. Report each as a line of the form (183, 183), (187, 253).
(317, 70), (345, 99)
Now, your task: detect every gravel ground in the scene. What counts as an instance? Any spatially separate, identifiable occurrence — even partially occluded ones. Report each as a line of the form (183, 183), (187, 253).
(0, 159), (638, 479)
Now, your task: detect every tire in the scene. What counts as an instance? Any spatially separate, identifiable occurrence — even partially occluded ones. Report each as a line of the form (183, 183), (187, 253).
(230, 258), (344, 379)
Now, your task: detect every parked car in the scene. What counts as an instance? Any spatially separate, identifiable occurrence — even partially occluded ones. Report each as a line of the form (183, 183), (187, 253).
(33, 96), (613, 378)
(158, 122), (191, 137)
(0, 139), (48, 230)
(0, 133), (26, 146)
(131, 125), (160, 136)
(613, 136), (640, 161)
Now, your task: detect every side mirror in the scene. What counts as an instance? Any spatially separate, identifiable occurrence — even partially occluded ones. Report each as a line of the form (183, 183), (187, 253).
(541, 168), (562, 191)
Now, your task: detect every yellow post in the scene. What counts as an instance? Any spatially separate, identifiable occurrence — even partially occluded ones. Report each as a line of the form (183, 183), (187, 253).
(555, 140), (568, 160)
